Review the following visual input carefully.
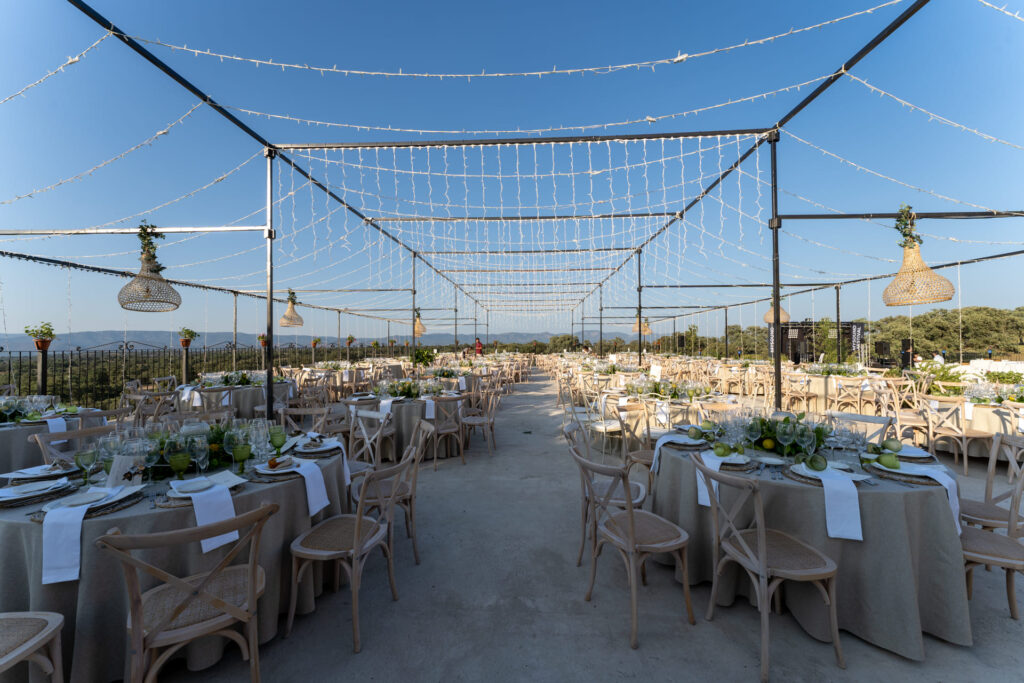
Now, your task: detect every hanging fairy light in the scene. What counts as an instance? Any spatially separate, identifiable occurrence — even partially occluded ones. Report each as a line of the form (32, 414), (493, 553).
(762, 305), (790, 324)
(882, 205), (954, 306)
(413, 307), (426, 338)
(279, 289), (304, 327)
(118, 221), (181, 312)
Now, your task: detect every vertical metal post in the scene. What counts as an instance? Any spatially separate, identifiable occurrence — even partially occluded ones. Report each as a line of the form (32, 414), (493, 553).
(181, 346), (189, 385)
(454, 304), (458, 351)
(264, 147), (275, 421)
(336, 311), (341, 356)
(636, 249), (643, 363)
(769, 131), (782, 411)
(473, 303), (478, 341)
(231, 293), (238, 371)
(835, 285), (842, 363)
(486, 310), (490, 347)
(724, 307), (729, 358)
(672, 317), (677, 354)
(411, 253), (417, 360)
(598, 284), (604, 357)
(387, 320), (391, 353)
(36, 348), (48, 394)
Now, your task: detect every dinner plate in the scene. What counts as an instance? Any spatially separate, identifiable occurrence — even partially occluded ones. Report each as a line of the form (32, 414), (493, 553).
(894, 445), (932, 459)
(793, 463), (871, 481)
(255, 462), (298, 475)
(7, 463), (79, 480)
(41, 485), (144, 512)
(0, 478), (70, 499)
(755, 455), (786, 465)
(54, 490), (108, 508)
(296, 442), (336, 454)
(176, 479), (214, 494)
(706, 453), (750, 465)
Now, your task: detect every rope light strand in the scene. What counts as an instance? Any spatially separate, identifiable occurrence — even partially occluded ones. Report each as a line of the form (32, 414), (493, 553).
(976, 0), (1024, 23)
(0, 102), (203, 205)
(1, 32), (111, 106)
(120, 2), (902, 81)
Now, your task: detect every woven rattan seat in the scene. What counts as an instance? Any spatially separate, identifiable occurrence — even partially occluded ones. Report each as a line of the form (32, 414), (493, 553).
(140, 566), (266, 643)
(296, 516), (385, 554)
(961, 499), (1011, 527)
(0, 618), (47, 658)
(962, 526), (1024, 566)
(604, 510), (686, 548)
(724, 529), (834, 576)
(0, 612), (64, 681)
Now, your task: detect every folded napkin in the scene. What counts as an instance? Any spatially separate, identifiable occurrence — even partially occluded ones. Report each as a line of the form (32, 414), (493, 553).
(424, 399), (436, 420)
(169, 477), (238, 552)
(896, 462), (961, 534)
(380, 398), (395, 415)
(652, 433), (705, 474)
(964, 401), (974, 421)
(816, 467), (863, 541)
(46, 416), (67, 445)
(458, 376), (467, 391)
(42, 485), (123, 584)
(0, 477), (67, 499)
(294, 457), (330, 516)
(281, 436), (301, 454)
(651, 365), (663, 380)
(655, 401), (671, 427)
(695, 452), (723, 507)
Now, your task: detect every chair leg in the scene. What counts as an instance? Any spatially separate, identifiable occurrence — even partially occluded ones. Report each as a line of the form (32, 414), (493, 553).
(49, 631), (64, 683)
(585, 540), (602, 601)
(576, 497), (588, 567)
(246, 615), (261, 682)
(628, 555), (640, 649)
(383, 535), (399, 601)
(825, 577), (845, 668)
(679, 548), (695, 625)
(350, 560), (362, 653)
(285, 555), (302, 637)
(1007, 568), (1019, 620)
(409, 499), (420, 565)
(759, 577), (771, 683)
(706, 558), (726, 621)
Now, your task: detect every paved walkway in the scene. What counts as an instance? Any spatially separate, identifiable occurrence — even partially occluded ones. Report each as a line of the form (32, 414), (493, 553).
(167, 372), (1024, 682)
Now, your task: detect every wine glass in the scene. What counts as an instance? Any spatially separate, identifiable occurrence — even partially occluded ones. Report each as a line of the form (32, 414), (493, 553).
(74, 447), (97, 485)
(269, 424), (287, 457)
(744, 419), (762, 446)
(230, 430), (252, 474)
(0, 397), (15, 422)
(776, 421), (796, 457)
(796, 424), (817, 460)
(163, 435), (191, 480)
(188, 435), (210, 477)
(98, 435), (120, 478)
(143, 438), (162, 485)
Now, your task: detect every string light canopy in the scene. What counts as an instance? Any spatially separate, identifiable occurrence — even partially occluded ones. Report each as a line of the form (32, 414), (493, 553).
(762, 305), (790, 324)
(118, 221), (181, 312)
(882, 205), (955, 306)
(279, 288), (304, 327)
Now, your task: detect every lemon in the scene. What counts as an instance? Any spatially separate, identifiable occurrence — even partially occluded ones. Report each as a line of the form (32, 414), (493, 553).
(762, 438), (775, 450)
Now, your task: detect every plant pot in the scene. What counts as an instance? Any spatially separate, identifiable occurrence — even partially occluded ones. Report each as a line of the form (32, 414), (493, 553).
(259, 340), (268, 347)
(34, 339), (51, 351)
(180, 339), (192, 349)
(311, 342), (319, 349)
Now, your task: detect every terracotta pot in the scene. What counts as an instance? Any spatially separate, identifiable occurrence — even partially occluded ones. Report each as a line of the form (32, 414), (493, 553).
(180, 338), (192, 349)
(259, 339), (268, 347)
(312, 341), (319, 348)
(33, 339), (51, 352)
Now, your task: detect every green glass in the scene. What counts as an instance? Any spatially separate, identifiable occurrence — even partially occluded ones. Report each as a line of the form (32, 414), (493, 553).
(269, 429), (287, 455)
(74, 449), (97, 484)
(232, 443), (252, 474)
(167, 451), (191, 479)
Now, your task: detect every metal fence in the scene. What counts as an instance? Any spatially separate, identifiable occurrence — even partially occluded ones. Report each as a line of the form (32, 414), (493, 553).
(0, 343), (408, 409)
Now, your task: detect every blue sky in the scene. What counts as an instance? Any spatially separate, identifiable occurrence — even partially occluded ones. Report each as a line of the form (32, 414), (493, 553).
(1, 0), (1022, 348)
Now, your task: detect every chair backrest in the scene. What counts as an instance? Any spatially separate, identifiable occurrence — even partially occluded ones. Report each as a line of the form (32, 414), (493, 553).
(566, 440), (640, 550)
(152, 376), (177, 392)
(0, 384), (15, 397)
(983, 432), (1024, 508)
(616, 403), (650, 457)
(279, 406), (329, 434)
(80, 407), (133, 424)
(352, 409), (393, 466)
(432, 396), (462, 431)
(353, 454), (413, 550)
(825, 410), (893, 443)
(160, 410), (233, 427)
(28, 423), (116, 464)
(196, 386), (233, 412)
(919, 394), (965, 435)
(404, 419), (435, 495)
(95, 503), (278, 682)
(126, 390), (178, 426)
(690, 451), (767, 578)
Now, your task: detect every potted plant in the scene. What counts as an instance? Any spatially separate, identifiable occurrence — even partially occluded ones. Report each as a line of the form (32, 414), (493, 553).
(311, 337), (321, 349)
(346, 334), (356, 347)
(179, 327), (199, 348)
(258, 333), (268, 347)
(25, 322), (56, 351)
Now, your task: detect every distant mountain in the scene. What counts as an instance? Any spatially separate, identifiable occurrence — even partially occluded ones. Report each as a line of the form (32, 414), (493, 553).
(1, 330), (562, 352)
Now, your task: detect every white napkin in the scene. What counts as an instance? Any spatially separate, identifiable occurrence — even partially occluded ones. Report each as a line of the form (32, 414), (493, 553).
(0, 477), (67, 499)
(651, 365), (663, 380)
(178, 385), (193, 404)
(294, 457), (330, 516)
(656, 401), (670, 427)
(964, 401), (974, 421)
(695, 452), (723, 507)
(458, 376), (467, 391)
(380, 398), (395, 415)
(169, 477), (238, 553)
(42, 485), (123, 584)
(816, 467), (863, 541)
(652, 432), (704, 474)
(424, 399), (436, 420)
(46, 417), (67, 445)
(281, 436), (301, 454)
(861, 380), (872, 391)
(897, 462), (961, 534)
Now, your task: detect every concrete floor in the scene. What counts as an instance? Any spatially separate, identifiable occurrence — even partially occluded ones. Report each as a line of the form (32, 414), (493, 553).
(166, 372), (1024, 682)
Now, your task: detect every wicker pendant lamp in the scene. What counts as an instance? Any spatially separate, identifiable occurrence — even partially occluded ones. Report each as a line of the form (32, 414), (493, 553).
(413, 309), (426, 338)
(882, 205), (954, 306)
(118, 222), (180, 312)
(279, 289), (304, 327)
(762, 305), (790, 325)
(631, 316), (653, 335)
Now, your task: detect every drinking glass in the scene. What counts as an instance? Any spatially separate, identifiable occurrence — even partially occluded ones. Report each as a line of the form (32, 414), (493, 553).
(74, 447), (97, 485)
(163, 436), (190, 480)
(98, 435), (120, 476)
(796, 424), (817, 458)
(269, 425), (287, 456)
(143, 439), (162, 484)
(0, 398), (15, 422)
(744, 419), (762, 445)
(229, 430), (252, 474)
(188, 434), (210, 477)
(776, 421), (796, 456)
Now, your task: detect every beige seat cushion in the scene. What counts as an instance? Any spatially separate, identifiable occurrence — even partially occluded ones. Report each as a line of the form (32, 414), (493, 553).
(298, 515), (384, 553)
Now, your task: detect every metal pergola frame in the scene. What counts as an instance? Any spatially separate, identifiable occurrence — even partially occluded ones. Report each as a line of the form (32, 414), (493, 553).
(50, 0), (1024, 414)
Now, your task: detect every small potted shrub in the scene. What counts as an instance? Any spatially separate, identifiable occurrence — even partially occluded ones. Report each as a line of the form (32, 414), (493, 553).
(346, 334), (356, 347)
(311, 337), (321, 349)
(25, 322), (56, 351)
(257, 333), (268, 347)
(179, 327), (199, 348)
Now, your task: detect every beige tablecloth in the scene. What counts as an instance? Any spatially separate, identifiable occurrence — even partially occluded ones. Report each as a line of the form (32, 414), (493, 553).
(0, 415), (105, 472)
(650, 446), (971, 661)
(0, 455), (348, 682)
(178, 382), (295, 419)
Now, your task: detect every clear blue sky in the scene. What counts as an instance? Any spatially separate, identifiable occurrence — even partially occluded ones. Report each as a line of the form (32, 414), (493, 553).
(1, 0), (1022, 348)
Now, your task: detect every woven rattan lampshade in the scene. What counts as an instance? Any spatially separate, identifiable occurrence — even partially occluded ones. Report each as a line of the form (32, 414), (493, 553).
(118, 255), (181, 312)
(279, 300), (304, 327)
(883, 244), (954, 306)
(630, 316), (653, 335)
(763, 305), (790, 325)
(413, 315), (426, 338)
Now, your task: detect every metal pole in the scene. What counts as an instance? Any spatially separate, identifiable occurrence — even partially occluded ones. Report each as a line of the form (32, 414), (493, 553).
(769, 132), (782, 411)
(636, 249), (643, 363)
(264, 148), (275, 421)
(411, 253), (417, 360)
(454, 304), (458, 351)
(232, 292), (237, 372)
(673, 318), (677, 354)
(486, 310), (490, 346)
(835, 285), (842, 363)
(473, 303), (478, 341)
(599, 284), (604, 357)
(36, 347), (47, 394)
(724, 307), (729, 358)
(337, 311), (341, 356)
(181, 346), (188, 385)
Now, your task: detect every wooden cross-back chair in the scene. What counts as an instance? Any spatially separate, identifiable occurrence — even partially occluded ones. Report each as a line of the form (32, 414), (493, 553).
(829, 376), (869, 414)
(279, 406), (330, 435)
(961, 432), (1024, 530)
(28, 424), (115, 465)
(285, 454), (413, 652)
(126, 391), (178, 426)
(160, 410), (233, 428)
(350, 409), (395, 467)
(195, 386), (235, 413)
(0, 384), (16, 397)
(690, 452), (844, 682)
(151, 376), (177, 393)
(429, 395), (464, 470)
(920, 394), (994, 475)
(568, 440), (692, 648)
(616, 402), (655, 491)
(0, 611), (64, 682)
(825, 411), (893, 444)
(95, 503), (279, 683)
(460, 391), (498, 456)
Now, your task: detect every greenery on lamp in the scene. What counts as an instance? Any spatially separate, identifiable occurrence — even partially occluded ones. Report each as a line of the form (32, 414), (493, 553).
(894, 204), (923, 248)
(413, 347), (436, 366)
(287, 289), (298, 304)
(25, 322), (56, 340)
(137, 220), (166, 271)
(178, 327), (200, 340)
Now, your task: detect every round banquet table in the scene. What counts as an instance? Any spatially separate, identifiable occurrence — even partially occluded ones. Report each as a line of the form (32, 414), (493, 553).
(178, 381), (295, 419)
(0, 454), (349, 683)
(0, 413), (108, 473)
(391, 399), (426, 456)
(649, 445), (971, 661)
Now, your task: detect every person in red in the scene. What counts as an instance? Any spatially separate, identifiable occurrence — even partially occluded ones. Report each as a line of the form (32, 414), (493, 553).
(475, 337), (483, 356)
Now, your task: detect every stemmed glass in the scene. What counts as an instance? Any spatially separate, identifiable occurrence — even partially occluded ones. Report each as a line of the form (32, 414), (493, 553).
(73, 445), (97, 485)
(98, 434), (120, 478)
(269, 424), (287, 457)
(143, 437), (162, 485)
(224, 428), (252, 474)
(776, 421), (796, 458)
(796, 424), (817, 462)
(163, 435), (191, 480)
(744, 419), (762, 447)
(0, 397), (15, 423)
(188, 434), (209, 477)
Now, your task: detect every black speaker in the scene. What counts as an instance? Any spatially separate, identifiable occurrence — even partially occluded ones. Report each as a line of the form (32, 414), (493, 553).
(875, 341), (891, 356)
